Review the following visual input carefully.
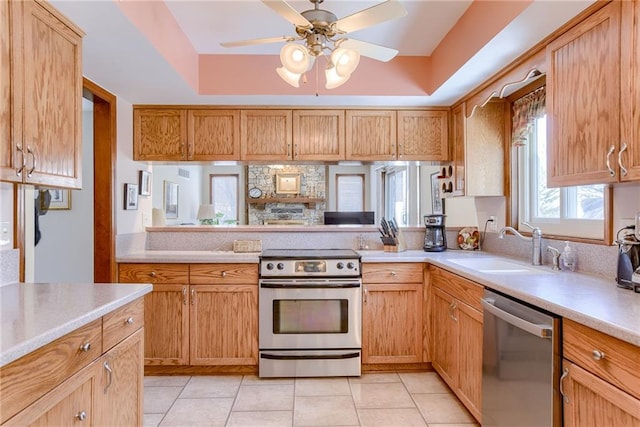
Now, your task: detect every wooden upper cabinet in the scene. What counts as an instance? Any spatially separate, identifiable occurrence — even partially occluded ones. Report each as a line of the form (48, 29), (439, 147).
(241, 109), (292, 161)
(133, 109), (187, 161)
(345, 110), (397, 161)
(451, 103), (466, 194)
(546, 2), (621, 186)
(620, 0), (640, 181)
(397, 110), (449, 161)
(1, 0), (83, 188)
(187, 109), (240, 160)
(292, 110), (345, 161)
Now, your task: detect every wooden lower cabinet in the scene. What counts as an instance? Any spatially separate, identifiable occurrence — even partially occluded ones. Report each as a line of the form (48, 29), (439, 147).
(361, 263), (424, 365)
(190, 284), (258, 365)
(98, 329), (144, 426)
(144, 284), (189, 366)
(430, 266), (483, 422)
(562, 360), (640, 427)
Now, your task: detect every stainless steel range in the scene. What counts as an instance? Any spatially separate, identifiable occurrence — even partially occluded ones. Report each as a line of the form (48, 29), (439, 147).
(259, 249), (362, 378)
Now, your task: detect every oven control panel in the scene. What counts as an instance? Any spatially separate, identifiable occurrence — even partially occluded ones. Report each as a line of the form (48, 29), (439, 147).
(260, 258), (361, 277)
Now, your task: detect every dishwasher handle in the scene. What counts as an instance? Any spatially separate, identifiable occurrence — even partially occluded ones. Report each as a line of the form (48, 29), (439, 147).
(481, 298), (553, 339)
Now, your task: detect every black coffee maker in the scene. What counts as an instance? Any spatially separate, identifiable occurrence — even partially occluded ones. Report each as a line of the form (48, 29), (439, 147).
(424, 214), (447, 252)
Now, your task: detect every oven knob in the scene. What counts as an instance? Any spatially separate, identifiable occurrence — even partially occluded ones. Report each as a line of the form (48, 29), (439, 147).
(347, 262), (355, 269)
(277, 263), (284, 270)
(266, 263), (274, 270)
(337, 262), (344, 269)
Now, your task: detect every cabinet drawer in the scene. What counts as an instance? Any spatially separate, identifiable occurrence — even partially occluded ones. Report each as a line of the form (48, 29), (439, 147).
(563, 319), (640, 400)
(103, 298), (144, 352)
(190, 263), (258, 284)
(429, 266), (483, 311)
(118, 263), (189, 284)
(0, 319), (102, 424)
(362, 263), (424, 284)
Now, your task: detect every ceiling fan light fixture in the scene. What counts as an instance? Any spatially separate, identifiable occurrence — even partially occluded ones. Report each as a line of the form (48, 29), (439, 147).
(276, 66), (302, 87)
(331, 47), (360, 77)
(280, 43), (311, 74)
(325, 65), (350, 89)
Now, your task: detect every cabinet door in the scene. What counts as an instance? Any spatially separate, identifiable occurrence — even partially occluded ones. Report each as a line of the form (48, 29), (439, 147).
(0, 0), (20, 183)
(293, 110), (345, 161)
(345, 110), (396, 161)
(397, 110), (448, 161)
(190, 284), (258, 365)
(241, 110), (292, 161)
(99, 329), (144, 427)
(362, 283), (422, 364)
(431, 287), (458, 387)
(562, 360), (640, 427)
(456, 301), (483, 422)
(143, 285), (189, 366)
(546, 3), (621, 186)
(620, 0), (640, 182)
(20, 0), (83, 188)
(451, 103), (466, 194)
(188, 109), (240, 160)
(133, 108), (187, 160)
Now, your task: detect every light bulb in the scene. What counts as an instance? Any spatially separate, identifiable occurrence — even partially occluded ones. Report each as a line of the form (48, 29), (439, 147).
(325, 66), (350, 89)
(330, 48), (360, 77)
(280, 43), (310, 74)
(276, 67), (301, 88)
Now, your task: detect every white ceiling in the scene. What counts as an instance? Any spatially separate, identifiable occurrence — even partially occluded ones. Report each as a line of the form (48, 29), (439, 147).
(52, 0), (595, 107)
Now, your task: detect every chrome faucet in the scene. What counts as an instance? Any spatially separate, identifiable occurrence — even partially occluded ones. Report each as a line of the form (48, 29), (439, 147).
(499, 222), (543, 265)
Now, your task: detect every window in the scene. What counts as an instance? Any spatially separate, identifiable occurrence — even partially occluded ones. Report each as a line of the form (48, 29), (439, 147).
(383, 167), (407, 225)
(210, 174), (238, 224)
(518, 115), (604, 239)
(336, 174), (364, 211)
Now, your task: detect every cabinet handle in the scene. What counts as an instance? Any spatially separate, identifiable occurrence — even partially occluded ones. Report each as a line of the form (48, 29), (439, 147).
(592, 349), (605, 361)
(191, 288), (195, 305)
(125, 317), (134, 325)
(16, 145), (25, 177)
(618, 143), (628, 176)
(448, 302), (454, 320)
(182, 287), (187, 305)
(363, 287), (367, 304)
(149, 271), (156, 277)
(27, 146), (36, 177)
(606, 145), (616, 177)
(75, 411), (87, 421)
(181, 143), (185, 157)
(451, 302), (458, 322)
(559, 367), (569, 403)
(287, 143), (292, 158)
(103, 361), (113, 393)
(79, 342), (91, 352)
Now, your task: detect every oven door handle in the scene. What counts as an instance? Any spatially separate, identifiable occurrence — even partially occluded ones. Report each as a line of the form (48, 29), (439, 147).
(260, 283), (361, 289)
(260, 352), (360, 360)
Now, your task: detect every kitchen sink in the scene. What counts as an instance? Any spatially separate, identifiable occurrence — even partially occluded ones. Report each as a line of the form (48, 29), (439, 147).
(446, 257), (553, 274)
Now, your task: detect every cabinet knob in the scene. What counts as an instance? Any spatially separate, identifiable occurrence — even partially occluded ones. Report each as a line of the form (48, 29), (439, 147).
(390, 271), (397, 276)
(221, 271), (227, 278)
(125, 317), (134, 325)
(79, 342), (91, 352)
(592, 349), (605, 361)
(149, 271), (156, 277)
(76, 411), (87, 421)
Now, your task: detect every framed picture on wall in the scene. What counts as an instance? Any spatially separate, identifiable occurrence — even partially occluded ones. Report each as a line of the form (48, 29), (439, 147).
(124, 183), (139, 210)
(164, 180), (179, 219)
(139, 170), (151, 196)
(41, 188), (72, 210)
(275, 173), (300, 195)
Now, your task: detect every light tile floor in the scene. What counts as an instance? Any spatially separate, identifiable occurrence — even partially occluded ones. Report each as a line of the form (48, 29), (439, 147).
(144, 372), (479, 427)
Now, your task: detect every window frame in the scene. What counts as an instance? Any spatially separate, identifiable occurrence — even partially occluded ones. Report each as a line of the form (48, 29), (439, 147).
(335, 174), (365, 211)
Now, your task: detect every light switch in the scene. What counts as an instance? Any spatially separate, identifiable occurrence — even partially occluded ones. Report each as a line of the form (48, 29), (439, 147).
(0, 221), (10, 246)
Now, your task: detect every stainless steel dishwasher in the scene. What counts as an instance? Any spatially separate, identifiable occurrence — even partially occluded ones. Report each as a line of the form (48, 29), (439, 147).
(481, 289), (561, 427)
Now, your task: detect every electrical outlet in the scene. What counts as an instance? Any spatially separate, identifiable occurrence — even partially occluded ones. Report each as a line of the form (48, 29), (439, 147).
(488, 216), (498, 231)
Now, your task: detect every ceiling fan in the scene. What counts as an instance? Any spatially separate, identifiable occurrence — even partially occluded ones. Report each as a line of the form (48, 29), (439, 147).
(221, 0), (407, 89)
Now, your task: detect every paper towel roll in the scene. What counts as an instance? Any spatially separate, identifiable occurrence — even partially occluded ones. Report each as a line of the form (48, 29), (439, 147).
(152, 208), (166, 227)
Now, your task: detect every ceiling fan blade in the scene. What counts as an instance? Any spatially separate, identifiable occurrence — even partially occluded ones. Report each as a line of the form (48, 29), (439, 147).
(221, 36), (294, 48)
(339, 39), (399, 62)
(262, 0), (312, 29)
(333, 0), (407, 34)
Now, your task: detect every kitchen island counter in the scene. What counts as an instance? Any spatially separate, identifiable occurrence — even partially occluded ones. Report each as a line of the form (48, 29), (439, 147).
(0, 282), (152, 367)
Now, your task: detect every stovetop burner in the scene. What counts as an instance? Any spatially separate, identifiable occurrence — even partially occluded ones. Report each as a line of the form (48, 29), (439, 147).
(261, 249), (360, 259)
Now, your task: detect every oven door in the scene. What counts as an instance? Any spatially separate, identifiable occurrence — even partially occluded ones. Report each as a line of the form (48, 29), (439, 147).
(259, 278), (362, 350)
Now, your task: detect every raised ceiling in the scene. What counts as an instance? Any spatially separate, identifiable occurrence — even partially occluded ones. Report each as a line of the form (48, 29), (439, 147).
(51, 0), (595, 107)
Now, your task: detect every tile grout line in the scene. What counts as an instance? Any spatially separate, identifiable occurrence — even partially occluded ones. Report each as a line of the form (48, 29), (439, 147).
(222, 375), (244, 427)
(398, 373), (431, 427)
(347, 376), (363, 427)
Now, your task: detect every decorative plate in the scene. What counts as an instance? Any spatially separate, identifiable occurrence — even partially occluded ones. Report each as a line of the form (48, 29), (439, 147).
(458, 227), (480, 250)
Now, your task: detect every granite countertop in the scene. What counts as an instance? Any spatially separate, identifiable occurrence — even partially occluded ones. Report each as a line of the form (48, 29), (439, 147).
(0, 282), (152, 367)
(114, 248), (640, 347)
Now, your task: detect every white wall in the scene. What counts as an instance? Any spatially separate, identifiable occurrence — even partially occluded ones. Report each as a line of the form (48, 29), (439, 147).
(0, 182), (13, 249)
(116, 98), (151, 234)
(151, 165), (202, 225)
(34, 108), (94, 282)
